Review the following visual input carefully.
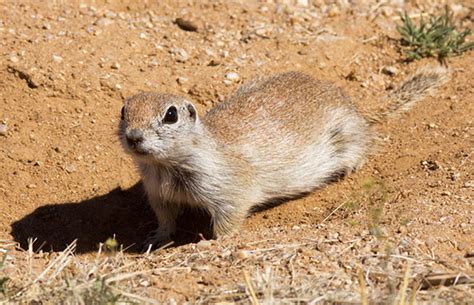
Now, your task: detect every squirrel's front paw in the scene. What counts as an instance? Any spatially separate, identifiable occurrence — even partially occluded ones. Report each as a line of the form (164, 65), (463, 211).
(142, 228), (173, 251)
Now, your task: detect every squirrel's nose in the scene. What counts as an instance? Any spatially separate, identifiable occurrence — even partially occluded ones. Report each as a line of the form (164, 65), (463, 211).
(126, 129), (144, 147)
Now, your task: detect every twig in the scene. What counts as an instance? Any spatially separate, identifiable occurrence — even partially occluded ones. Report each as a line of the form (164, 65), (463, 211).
(358, 268), (368, 305)
(108, 286), (161, 304)
(320, 200), (348, 224)
(244, 270), (260, 305)
(398, 262), (411, 305)
(409, 280), (420, 305)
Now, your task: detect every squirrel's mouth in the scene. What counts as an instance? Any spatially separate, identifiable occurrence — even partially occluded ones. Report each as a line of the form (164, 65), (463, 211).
(129, 144), (150, 155)
(123, 138), (150, 155)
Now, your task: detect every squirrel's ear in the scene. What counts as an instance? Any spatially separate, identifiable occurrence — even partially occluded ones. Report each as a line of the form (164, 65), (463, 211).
(187, 103), (197, 121)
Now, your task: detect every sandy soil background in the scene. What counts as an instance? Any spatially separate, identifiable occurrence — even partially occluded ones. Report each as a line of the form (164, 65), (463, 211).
(0, 0), (472, 303)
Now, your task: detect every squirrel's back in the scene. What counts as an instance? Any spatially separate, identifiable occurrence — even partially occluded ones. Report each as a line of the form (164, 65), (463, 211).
(204, 71), (370, 198)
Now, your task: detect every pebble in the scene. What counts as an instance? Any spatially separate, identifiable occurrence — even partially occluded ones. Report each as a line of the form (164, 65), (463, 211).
(111, 62), (120, 69)
(94, 17), (114, 27)
(425, 236), (435, 248)
(9, 55), (19, 63)
(382, 66), (398, 76)
(170, 47), (189, 63)
(399, 238), (409, 248)
(440, 191), (451, 196)
(208, 59), (220, 66)
(26, 184), (37, 189)
(42, 23), (51, 30)
(225, 72), (240, 81)
(463, 181), (473, 188)
(176, 77), (188, 85)
(52, 54), (63, 63)
(381, 6), (393, 17)
(234, 250), (250, 260)
(328, 6), (340, 17)
(65, 164), (77, 173)
(296, 0), (309, 7)
(0, 124), (8, 136)
(196, 239), (212, 249)
(421, 160), (439, 171)
(175, 18), (198, 32)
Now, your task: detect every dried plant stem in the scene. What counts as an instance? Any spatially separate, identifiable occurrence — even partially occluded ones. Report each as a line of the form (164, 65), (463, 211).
(398, 262), (411, 305)
(244, 270), (260, 305)
(358, 268), (368, 305)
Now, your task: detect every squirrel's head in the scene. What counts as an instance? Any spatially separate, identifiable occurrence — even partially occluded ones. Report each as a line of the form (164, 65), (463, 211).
(119, 92), (199, 163)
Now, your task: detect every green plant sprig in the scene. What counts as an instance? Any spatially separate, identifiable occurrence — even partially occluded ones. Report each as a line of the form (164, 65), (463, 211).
(396, 6), (474, 63)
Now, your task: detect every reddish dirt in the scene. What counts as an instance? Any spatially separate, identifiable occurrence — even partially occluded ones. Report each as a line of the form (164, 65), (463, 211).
(0, 0), (472, 303)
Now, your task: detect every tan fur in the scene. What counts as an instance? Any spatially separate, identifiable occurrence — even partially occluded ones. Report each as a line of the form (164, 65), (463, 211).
(118, 67), (449, 247)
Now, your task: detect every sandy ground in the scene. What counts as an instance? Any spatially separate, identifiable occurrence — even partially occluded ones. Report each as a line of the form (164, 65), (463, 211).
(0, 0), (473, 303)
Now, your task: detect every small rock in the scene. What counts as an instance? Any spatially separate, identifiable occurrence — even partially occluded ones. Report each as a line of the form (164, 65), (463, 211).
(26, 184), (37, 189)
(176, 77), (188, 85)
(65, 164), (76, 173)
(9, 55), (19, 63)
(104, 10), (117, 18)
(399, 238), (409, 248)
(42, 23), (52, 30)
(208, 59), (220, 66)
(441, 191), (451, 196)
(196, 240), (212, 249)
(291, 225), (301, 230)
(111, 62), (120, 69)
(382, 66), (398, 76)
(52, 54), (63, 63)
(448, 172), (460, 181)
(175, 18), (198, 32)
(381, 7), (393, 17)
(139, 32), (147, 39)
(296, 0), (309, 7)
(425, 236), (435, 248)
(225, 72), (240, 81)
(0, 124), (8, 136)
(328, 6), (340, 17)
(463, 181), (473, 188)
(234, 250), (250, 260)
(397, 226), (407, 235)
(94, 17), (114, 27)
(170, 47), (189, 63)
(148, 58), (159, 67)
(421, 160), (439, 171)
(451, 4), (469, 17)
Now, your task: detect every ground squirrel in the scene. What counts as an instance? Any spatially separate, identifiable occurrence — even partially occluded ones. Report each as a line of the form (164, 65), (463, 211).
(118, 67), (449, 247)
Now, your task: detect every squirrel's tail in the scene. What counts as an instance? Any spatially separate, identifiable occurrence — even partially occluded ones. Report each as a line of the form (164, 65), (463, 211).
(367, 66), (450, 124)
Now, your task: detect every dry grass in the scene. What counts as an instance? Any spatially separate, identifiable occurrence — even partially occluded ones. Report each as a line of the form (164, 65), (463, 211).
(2, 230), (472, 304)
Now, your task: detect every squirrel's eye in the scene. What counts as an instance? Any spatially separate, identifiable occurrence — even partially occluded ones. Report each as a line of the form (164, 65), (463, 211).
(163, 106), (178, 124)
(121, 106), (125, 120)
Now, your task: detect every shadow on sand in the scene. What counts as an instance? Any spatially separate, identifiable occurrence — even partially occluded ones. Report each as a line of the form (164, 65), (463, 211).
(10, 183), (213, 253)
